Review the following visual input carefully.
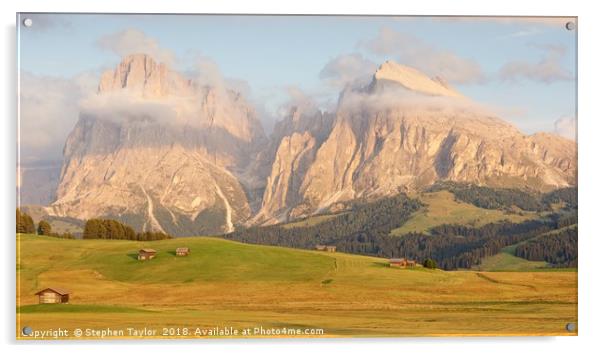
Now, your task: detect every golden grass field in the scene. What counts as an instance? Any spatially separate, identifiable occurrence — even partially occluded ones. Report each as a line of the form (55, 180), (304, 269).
(16, 234), (577, 339)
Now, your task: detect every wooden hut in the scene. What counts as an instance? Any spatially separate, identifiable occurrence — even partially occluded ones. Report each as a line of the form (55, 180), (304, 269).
(176, 247), (190, 256)
(315, 245), (326, 251)
(35, 288), (70, 304)
(325, 246), (337, 253)
(389, 258), (405, 267)
(138, 249), (157, 260)
(389, 258), (417, 268)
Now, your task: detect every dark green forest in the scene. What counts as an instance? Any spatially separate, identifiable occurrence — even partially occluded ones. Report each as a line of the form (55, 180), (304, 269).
(515, 226), (578, 267)
(225, 185), (578, 270)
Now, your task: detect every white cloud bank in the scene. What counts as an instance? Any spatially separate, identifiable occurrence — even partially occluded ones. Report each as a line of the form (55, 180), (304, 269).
(97, 29), (175, 65)
(499, 44), (573, 84)
(19, 72), (98, 163)
(554, 117), (577, 140)
(319, 53), (377, 89)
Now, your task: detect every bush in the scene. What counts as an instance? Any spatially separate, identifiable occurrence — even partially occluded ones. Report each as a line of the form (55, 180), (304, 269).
(423, 258), (438, 269)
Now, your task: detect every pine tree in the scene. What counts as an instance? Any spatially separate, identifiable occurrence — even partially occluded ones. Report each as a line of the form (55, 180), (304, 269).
(423, 258), (438, 269)
(16, 208), (35, 234)
(37, 220), (52, 235)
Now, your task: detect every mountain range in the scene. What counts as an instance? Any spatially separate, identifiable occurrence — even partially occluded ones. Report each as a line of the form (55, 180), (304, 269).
(28, 54), (575, 235)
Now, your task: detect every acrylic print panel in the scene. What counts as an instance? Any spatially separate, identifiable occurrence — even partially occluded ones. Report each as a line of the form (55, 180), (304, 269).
(16, 13), (577, 340)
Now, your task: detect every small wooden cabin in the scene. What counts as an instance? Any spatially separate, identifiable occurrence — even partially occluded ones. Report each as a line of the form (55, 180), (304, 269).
(315, 245), (336, 252)
(389, 258), (416, 268)
(138, 249), (157, 261)
(35, 287), (69, 304)
(176, 247), (190, 256)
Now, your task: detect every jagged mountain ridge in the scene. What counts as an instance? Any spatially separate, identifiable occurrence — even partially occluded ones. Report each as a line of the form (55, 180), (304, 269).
(46, 55), (576, 233)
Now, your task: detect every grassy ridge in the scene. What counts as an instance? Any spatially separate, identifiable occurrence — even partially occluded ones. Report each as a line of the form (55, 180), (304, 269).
(390, 191), (537, 235)
(17, 234), (577, 338)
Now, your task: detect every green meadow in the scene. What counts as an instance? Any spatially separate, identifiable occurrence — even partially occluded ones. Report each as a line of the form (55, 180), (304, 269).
(17, 234), (577, 339)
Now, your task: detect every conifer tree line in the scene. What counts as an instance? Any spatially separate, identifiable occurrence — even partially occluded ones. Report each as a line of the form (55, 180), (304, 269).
(16, 208), (74, 239)
(514, 227), (577, 267)
(83, 218), (172, 241)
(16, 209), (170, 241)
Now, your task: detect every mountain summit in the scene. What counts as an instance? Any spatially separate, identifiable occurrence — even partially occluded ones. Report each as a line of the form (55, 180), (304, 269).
(370, 60), (463, 98)
(98, 53), (194, 98)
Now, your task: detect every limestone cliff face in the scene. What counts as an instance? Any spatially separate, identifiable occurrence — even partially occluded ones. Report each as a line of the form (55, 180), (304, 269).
(253, 61), (576, 223)
(49, 54), (265, 234)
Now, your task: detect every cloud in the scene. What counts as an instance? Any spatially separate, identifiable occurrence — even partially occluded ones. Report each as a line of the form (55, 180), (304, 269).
(276, 86), (321, 118)
(554, 117), (576, 140)
(338, 82), (488, 120)
(97, 29), (175, 65)
(187, 56), (252, 98)
(319, 53), (377, 89)
(19, 71), (98, 162)
(78, 56), (265, 138)
(361, 27), (486, 85)
(499, 44), (573, 83)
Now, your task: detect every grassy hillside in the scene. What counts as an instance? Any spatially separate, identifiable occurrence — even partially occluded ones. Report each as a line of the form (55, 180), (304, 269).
(471, 225), (578, 272)
(471, 245), (549, 272)
(17, 234), (577, 338)
(390, 191), (538, 235)
(281, 214), (343, 229)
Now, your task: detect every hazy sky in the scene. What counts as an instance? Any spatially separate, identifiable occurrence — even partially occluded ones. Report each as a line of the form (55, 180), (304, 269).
(18, 14), (577, 163)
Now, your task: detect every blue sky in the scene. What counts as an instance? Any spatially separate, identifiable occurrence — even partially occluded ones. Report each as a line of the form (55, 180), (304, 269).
(18, 13), (576, 162)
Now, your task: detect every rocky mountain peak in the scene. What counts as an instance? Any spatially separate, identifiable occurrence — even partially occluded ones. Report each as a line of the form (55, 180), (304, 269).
(371, 60), (463, 98)
(98, 53), (193, 98)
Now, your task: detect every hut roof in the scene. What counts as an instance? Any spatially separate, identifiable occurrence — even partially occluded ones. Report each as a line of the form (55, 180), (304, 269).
(389, 258), (406, 262)
(35, 287), (70, 296)
(176, 247), (189, 251)
(139, 248), (157, 253)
